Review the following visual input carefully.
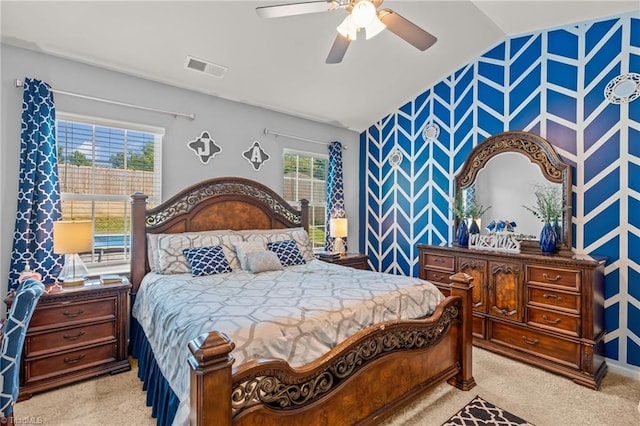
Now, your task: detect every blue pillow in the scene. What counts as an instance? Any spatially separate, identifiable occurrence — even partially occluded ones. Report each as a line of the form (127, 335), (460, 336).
(267, 239), (306, 267)
(182, 245), (232, 277)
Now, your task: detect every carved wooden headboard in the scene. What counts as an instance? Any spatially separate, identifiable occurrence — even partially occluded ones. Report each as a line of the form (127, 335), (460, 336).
(129, 177), (309, 294)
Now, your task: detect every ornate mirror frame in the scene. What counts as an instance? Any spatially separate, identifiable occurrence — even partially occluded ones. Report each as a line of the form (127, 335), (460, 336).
(455, 131), (572, 254)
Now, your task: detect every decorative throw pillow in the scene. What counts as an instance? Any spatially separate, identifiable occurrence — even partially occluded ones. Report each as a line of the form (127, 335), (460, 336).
(156, 231), (242, 274)
(239, 228), (314, 262)
(267, 239), (306, 267)
(182, 245), (232, 277)
(232, 241), (267, 270)
(245, 251), (283, 273)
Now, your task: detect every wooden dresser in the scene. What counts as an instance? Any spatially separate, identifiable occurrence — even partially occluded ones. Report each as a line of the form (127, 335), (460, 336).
(418, 244), (607, 389)
(5, 279), (131, 400)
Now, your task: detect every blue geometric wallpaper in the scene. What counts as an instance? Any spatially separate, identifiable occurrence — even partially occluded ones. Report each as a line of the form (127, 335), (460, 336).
(359, 12), (640, 370)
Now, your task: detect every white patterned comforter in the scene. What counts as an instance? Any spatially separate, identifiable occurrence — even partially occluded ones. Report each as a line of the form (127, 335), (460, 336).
(132, 259), (444, 425)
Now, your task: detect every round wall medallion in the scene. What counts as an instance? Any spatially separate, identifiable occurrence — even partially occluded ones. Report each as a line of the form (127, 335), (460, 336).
(388, 147), (403, 167)
(422, 123), (440, 142)
(604, 73), (640, 104)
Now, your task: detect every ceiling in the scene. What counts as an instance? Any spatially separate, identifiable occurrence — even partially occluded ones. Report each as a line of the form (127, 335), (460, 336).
(2, 1), (638, 132)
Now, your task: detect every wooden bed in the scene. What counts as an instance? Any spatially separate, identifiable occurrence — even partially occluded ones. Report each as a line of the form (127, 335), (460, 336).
(129, 176), (475, 425)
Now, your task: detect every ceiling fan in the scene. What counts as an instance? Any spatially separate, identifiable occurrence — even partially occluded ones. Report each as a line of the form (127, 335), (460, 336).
(256, 0), (437, 64)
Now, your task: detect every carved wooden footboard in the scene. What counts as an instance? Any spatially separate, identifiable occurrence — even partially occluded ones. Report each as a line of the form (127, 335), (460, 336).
(187, 273), (475, 426)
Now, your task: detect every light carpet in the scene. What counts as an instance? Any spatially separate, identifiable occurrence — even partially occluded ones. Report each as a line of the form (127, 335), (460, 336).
(15, 348), (640, 425)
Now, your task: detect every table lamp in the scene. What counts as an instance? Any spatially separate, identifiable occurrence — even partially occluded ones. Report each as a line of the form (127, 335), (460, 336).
(53, 220), (92, 287)
(330, 217), (348, 256)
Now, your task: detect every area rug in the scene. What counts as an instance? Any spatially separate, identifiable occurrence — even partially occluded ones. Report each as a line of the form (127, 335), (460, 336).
(442, 395), (535, 426)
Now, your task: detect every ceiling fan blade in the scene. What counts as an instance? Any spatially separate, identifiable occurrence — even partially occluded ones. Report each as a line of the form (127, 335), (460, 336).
(326, 33), (351, 64)
(378, 9), (437, 51)
(256, 1), (336, 18)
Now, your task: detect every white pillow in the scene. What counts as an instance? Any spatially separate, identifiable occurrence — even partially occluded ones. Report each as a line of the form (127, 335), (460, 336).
(232, 241), (267, 271)
(245, 251), (283, 274)
(156, 231), (242, 274)
(238, 227), (314, 262)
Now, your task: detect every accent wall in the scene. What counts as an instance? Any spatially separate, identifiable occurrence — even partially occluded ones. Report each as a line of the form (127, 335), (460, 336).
(360, 12), (640, 372)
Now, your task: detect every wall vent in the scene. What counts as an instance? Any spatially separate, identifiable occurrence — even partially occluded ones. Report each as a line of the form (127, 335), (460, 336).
(185, 55), (228, 79)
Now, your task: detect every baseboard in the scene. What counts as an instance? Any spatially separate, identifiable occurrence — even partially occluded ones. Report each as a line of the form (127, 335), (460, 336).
(605, 357), (640, 380)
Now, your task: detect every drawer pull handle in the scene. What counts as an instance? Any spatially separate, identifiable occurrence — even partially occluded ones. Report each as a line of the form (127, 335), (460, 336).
(498, 308), (517, 316)
(433, 273), (444, 281)
(473, 301), (483, 308)
(63, 309), (85, 318)
(433, 257), (444, 264)
(542, 273), (561, 282)
(542, 293), (562, 301)
(522, 336), (539, 345)
(542, 315), (561, 325)
(63, 331), (85, 341)
(63, 354), (86, 364)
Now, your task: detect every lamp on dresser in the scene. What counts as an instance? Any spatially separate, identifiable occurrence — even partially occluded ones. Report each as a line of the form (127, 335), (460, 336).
(330, 217), (348, 256)
(53, 220), (92, 287)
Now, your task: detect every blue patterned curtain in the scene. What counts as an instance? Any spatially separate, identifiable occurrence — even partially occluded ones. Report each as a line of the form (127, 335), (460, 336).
(8, 78), (62, 291)
(325, 141), (346, 251)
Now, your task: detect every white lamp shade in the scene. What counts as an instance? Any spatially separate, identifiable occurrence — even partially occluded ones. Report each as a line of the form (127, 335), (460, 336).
(53, 221), (93, 254)
(330, 218), (348, 238)
(351, 0), (376, 28)
(365, 15), (386, 40)
(337, 15), (358, 40)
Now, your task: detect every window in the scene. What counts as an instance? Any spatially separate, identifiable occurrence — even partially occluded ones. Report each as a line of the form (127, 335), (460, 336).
(283, 150), (328, 250)
(56, 113), (163, 270)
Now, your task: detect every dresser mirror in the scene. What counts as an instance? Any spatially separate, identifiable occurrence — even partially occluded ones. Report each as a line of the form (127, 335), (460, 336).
(455, 131), (572, 253)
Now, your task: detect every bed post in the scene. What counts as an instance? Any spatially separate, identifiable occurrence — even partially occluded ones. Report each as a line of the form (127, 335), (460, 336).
(300, 199), (309, 232)
(188, 332), (235, 426)
(130, 192), (148, 296)
(448, 272), (476, 390)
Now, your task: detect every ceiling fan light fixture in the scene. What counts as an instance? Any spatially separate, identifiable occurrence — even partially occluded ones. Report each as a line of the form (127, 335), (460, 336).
(364, 15), (386, 39)
(337, 15), (358, 40)
(351, 0), (376, 28)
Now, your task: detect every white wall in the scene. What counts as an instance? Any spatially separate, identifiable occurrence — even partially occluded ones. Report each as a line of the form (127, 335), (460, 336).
(0, 44), (360, 298)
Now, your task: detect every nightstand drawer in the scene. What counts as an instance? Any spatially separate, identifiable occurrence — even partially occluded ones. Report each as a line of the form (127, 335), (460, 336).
(29, 297), (116, 329)
(26, 342), (117, 383)
(27, 321), (116, 356)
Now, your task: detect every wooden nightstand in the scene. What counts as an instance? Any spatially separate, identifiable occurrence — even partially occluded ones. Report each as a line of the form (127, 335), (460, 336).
(5, 278), (131, 400)
(319, 253), (369, 270)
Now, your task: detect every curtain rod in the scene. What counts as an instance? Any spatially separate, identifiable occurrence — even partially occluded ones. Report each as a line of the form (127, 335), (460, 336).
(15, 79), (195, 120)
(263, 128), (347, 149)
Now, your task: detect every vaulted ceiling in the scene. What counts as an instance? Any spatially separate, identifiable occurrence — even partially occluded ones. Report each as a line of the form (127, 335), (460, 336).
(2, 1), (638, 131)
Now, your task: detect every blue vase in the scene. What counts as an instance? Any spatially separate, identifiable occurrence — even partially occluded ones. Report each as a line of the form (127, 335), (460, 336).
(456, 221), (469, 247)
(553, 220), (562, 244)
(469, 219), (480, 235)
(539, 222), (557, 254)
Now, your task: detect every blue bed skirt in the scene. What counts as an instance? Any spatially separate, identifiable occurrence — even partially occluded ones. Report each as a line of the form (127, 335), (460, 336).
(131, 317), (180, 426)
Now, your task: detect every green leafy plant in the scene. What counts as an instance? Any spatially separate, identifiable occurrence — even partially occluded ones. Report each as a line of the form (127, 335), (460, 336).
(522, 184), (565, 223)
(451, 190), (491, 220)
(466, 192), (491, 220)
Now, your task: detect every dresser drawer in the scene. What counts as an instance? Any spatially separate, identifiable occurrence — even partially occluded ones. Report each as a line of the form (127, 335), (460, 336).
(527, 266), (580, 291)
(424, 269), (451, 285)
(25, 342), (117, 383)
(490, 322), (580, 369)
(527, 286), (580, 314)
(29, 298), (116, 329)
(527, 306), (580, 336)
(26, 321), (116, 356)
(422, 253), (455, 271)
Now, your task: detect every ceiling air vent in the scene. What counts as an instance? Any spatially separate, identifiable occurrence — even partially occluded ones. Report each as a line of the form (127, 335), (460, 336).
(185, 55), (228, 79)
